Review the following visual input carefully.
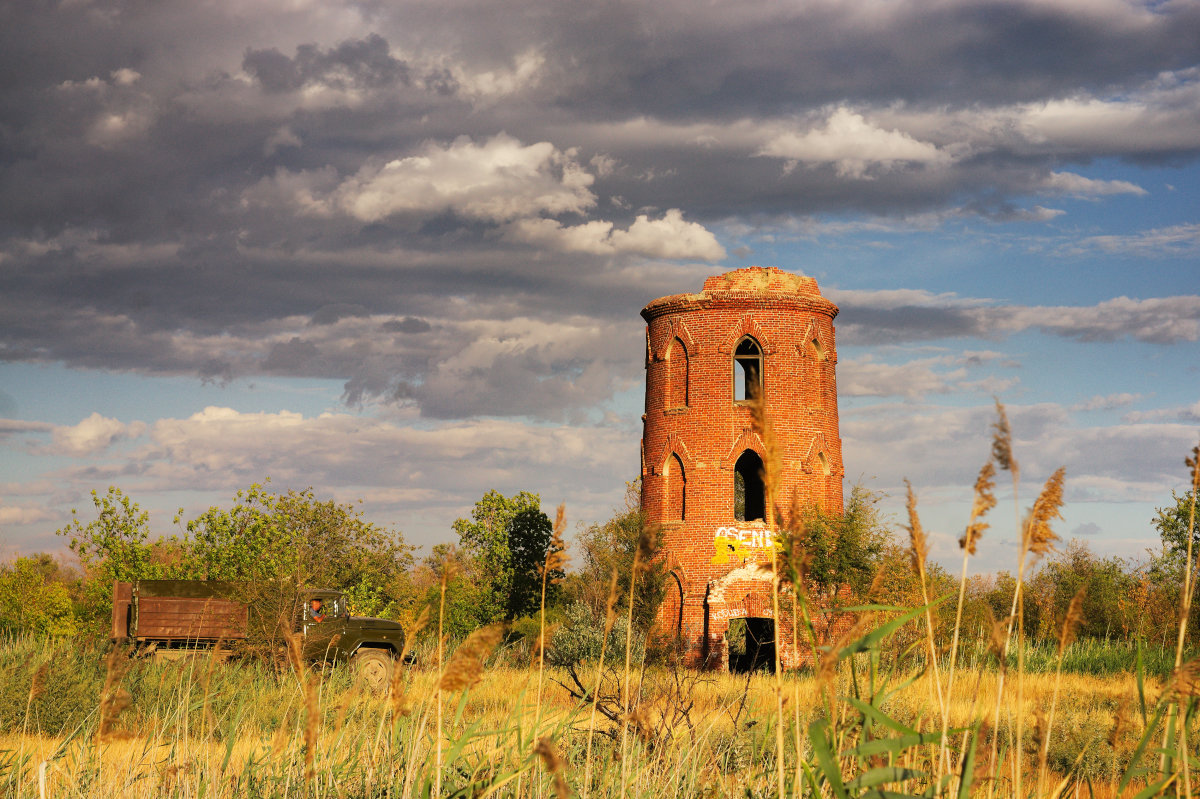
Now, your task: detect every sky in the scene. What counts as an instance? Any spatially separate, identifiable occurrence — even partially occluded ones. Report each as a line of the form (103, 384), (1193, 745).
(1, 0), (1198, 576)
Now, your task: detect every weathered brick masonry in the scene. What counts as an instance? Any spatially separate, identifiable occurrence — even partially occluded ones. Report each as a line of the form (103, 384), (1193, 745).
(640, 267), (844, 670)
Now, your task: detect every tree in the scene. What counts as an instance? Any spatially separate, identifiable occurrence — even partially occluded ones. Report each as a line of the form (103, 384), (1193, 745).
(566, 481), (665, 633)
(59, 483), (415, 631)
(1155, 490), (1198, 564)
(1026, 539), (1133, 642)
(506, 506), (559, 620)
(56, 487), (187, 626)
(451, 489), (554, 623)
(788, 483), (889, 601)
(0, 555), (78, 636)
(186, 483), (414, 618)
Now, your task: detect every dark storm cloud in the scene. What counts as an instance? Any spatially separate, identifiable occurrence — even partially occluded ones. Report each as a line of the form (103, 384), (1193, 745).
(1, 0), (1199, 421)
(243, 34), (411, 93)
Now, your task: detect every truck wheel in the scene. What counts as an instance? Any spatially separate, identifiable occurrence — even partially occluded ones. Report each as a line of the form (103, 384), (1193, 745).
(351, 649), (394, 693)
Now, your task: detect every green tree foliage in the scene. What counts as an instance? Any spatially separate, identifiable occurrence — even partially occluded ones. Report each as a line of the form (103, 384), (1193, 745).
(184, 479), (412, 614)
(566, 482), (665, 634)
(56, 487), (187, 626)
(55, 483), (414, 633)
(1026, 540), (1134, 642)
(506, 506), (561, 619)
(450, 490), (556, 623)
(1154, 490), (1198, 564)
(416, 544), (498, 639)
(790, 483), (889, 600)
(0, 555), (78, 636)
(185, 484), (415, 618)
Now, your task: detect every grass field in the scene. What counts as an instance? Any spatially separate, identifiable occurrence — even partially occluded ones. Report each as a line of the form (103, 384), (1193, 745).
(0, 629), (1188, 798)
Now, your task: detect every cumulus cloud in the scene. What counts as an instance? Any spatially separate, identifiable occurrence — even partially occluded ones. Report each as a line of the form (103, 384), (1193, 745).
(838, 351), (1016, 399)
(0, 505), (56, 527)
(758, 107), (951, 178)
(2, 0), (1199, 557)
(505, 209), (725, 260)
(331, 134), (596, 223)
(49, 413), (145, 455)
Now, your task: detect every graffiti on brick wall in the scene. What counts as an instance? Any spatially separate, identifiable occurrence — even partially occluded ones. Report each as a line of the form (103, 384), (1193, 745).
(710, 526), (778, 564)
(710, 606), (775, 623)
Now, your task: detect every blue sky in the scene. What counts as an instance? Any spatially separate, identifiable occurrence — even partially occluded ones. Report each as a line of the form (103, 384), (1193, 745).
(1, 0), (1198, 576)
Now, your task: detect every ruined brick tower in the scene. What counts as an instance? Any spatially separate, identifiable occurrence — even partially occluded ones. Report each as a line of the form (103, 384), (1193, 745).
(640, 266), (844, 671)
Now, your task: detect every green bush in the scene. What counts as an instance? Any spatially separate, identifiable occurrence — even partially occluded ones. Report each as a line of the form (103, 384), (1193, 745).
(547, 602), (644, 667)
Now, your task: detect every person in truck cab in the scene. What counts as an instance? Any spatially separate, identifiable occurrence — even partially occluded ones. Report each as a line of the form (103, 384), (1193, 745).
(309, 598), (326, 623)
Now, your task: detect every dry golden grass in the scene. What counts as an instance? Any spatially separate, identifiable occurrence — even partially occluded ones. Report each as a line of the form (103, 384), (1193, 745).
(1, 662), (1158, 798)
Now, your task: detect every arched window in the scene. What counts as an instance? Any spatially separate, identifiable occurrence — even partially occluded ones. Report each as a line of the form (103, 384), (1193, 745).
(667, 453), (686, 521)
(817, 451), (831, 476)
(668, 337), (688, 408)
(733, 450), (765, 522)
(733, 337), (763, 402)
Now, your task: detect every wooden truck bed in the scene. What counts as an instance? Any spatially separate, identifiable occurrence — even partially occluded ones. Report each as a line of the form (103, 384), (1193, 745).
(112, 580), (249, 642)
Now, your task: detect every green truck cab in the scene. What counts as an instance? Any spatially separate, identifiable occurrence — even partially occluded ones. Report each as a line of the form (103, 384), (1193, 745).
(112, 580), (406, 690)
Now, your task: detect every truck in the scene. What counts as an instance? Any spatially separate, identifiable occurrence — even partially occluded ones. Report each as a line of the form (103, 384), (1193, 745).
(111, 580), (406, 690)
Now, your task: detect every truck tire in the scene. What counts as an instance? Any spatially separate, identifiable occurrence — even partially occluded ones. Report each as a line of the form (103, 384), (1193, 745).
(351, 648), (394, 693)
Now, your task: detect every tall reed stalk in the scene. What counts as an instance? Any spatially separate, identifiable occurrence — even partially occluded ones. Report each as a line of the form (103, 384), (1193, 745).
(747, 392), (786, 799)
(943, 459), (996, 784)
(582, 567), (620, 799)
(535, 505), (568, 730)
(902, 479), (949, 781)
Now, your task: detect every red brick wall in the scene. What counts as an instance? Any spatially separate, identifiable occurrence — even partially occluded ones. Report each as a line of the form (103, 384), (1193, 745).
(639, 267), (844, 669)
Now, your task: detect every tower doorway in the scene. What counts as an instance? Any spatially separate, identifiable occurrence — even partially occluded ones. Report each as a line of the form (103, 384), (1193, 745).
(726, 617), (776, 673)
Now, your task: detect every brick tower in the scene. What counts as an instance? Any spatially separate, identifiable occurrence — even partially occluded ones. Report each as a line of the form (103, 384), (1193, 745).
(640, 266), (844, 671)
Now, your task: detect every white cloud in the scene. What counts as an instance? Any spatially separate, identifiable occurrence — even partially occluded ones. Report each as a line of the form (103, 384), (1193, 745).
(332, 134), (596, 223)
(110, 68), (141, 86)
(757, 107), (950, 178)
(49, 412), (144, 455)
(0, 505), (55, 526)
(839, 357), (963, 399)
(838, 351), (1015, 399)
(1123, 400), (1200, 423)
(1063, 223), (1200, 257)
(1070, 393), (1145, 412)
(1041, 171), (1146, 197)
(505, 209), (726, 261)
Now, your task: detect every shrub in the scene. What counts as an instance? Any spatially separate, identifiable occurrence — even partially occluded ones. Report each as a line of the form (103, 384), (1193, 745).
(547, 602), (643, 667)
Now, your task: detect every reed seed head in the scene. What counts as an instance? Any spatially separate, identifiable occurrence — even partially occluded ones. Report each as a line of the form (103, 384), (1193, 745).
(1057, 586), (1085, 655)
(28, 662), (48, 703)
(1108, 697), (1131, 750)
(96, 646), (132, 743)
(633, 523), (658, 575)
(440, 624), (503, 692)
(984, 607), (1010, 669)
(1188, 443), (1200, 491)
(1023, 467), (1066, 559)
(903, 479), (929, 574)
(534, 737), (570, 799)
(539, 504), (570, 581)
(960, 459), (996, 555)
(990, 398), (1019, 478)
(1169, 655), (1200, 698)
